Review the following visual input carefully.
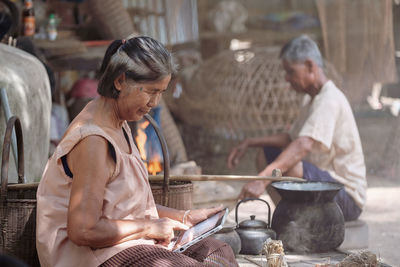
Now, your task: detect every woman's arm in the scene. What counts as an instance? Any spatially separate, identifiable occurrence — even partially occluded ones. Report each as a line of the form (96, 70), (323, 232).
(156, 204), (224, 227)
(67, 136), (187, 248)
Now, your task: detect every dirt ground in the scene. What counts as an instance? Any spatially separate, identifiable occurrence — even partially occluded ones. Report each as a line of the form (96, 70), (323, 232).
(356, 111), (400, 266)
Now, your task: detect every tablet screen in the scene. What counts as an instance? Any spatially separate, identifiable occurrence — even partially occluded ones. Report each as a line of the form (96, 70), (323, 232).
(171, 208), (228, 252)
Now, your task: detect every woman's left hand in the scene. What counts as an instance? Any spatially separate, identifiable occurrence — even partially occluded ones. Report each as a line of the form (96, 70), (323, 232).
(184, 204), (224, 227)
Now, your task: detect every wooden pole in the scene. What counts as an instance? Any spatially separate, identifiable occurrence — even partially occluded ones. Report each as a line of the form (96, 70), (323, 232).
(148, 174), (304, 182)
(6, 174), (304, 190)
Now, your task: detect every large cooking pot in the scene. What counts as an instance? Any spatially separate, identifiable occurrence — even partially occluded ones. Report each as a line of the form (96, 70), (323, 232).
(271, 181), (345, 253)
(235, 198), (276, 255)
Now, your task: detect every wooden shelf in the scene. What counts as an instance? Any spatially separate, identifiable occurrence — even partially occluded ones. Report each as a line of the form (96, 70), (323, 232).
(199, 29), (321, 59)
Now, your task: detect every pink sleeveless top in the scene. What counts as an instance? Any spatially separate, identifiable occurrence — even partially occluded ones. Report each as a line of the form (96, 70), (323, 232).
(36, 110), (158, 267)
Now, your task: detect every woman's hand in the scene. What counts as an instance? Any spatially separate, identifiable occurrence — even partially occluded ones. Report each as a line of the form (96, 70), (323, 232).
(184, 204), (224, 227)
(146, 218), (188, 247)
(227, 141), (249, 169)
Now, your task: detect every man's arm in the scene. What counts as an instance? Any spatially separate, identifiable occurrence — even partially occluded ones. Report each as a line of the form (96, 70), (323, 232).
(259, 136), (314, 177)
(244, 133), (292, 148)
(238, 136), (315, 200)
(228, 133), (291, 168)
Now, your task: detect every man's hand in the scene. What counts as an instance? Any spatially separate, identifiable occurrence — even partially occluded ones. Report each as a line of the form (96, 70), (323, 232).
(184, 205), (224, 227)
(238, 180), (268, 200)
(228, 141), (249, 169)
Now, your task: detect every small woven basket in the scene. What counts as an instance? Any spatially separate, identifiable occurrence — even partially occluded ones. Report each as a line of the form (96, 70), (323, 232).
(0, 116), (40, 266)
(151, 181), (193, 210)
(144, 114), (193, 210)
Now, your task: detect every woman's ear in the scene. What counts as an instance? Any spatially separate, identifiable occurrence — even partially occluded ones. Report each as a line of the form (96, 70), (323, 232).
(114, 73), (126, 92)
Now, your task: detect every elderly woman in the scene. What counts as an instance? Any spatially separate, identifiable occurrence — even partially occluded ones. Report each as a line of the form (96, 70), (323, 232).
(36, 37), (237, 267)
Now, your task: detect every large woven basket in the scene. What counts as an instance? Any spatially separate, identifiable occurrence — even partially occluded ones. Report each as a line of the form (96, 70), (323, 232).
(0, 116), (40, 266)
(165, 47), (301, 138)
(144, 114), (193, 210)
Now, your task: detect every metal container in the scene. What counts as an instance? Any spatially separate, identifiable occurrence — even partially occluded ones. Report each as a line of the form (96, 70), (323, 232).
(235, 198), (276, 255)
(271, 181), (345, 253)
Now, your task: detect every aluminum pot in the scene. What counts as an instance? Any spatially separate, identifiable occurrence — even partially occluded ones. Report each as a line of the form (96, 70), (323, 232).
(235, 198), (276, 255)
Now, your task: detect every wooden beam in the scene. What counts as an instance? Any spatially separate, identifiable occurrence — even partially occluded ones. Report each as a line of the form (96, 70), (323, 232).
(6, 174), (304, 190)
(148, 174), (305, 182)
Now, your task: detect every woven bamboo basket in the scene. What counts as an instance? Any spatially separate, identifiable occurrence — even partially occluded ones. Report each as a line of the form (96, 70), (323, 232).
(151, 181), (193, 210)
(144, 114), (193, 210)
(164, 47), (301, 138)
(87, 0), (136, 39)
(0, 116), (40, 266)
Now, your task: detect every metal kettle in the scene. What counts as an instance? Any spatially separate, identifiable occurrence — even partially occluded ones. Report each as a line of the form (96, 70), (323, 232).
(235, 198), (276, 255)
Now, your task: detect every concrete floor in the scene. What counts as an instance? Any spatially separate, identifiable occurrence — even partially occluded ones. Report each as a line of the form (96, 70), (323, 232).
(360, 177), (400, 266)
(356, 112), (400, 266)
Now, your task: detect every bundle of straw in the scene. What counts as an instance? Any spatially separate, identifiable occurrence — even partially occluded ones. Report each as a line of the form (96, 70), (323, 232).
(262, 239), (288, 267)
(338, 251), (378, 267)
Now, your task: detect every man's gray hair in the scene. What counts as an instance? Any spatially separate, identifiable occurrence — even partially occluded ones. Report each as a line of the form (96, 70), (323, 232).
(280, 35), (324, 68)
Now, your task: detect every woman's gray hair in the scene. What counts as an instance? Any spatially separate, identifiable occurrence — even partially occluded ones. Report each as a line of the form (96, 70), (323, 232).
(98, 36), (178, 98)
(280, 35), (324, 68)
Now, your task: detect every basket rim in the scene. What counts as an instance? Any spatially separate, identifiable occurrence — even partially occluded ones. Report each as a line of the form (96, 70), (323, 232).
(1, 199), (37, 203)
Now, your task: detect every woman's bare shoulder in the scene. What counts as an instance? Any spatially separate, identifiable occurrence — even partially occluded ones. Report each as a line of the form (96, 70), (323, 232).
(67, 135), (115, 180)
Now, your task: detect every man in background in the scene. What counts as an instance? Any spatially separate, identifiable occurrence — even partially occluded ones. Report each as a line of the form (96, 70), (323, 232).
(228, 35), (366, 221)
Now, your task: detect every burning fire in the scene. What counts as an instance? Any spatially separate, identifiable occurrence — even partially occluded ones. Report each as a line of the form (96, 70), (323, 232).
(136, 120), (163, 175)
(148, 154), (162, 175)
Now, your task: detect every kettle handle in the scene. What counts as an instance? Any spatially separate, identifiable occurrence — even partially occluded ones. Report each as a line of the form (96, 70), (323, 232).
(235, 197), (272, 227)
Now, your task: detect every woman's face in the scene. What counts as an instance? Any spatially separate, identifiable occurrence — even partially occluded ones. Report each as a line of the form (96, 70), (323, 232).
(115, 74), (171, 121)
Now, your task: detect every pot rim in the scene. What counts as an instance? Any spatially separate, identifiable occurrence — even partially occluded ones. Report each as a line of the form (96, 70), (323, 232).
(271, 181), (343, 192)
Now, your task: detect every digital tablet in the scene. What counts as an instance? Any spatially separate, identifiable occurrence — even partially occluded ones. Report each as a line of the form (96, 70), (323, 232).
(169, 208), (229, 253)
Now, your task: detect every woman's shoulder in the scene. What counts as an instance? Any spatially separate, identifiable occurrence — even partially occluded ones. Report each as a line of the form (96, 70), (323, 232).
(55, 118), (112, 159)
(64, 101), (111, 139)
(64, 120), (108, 141)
